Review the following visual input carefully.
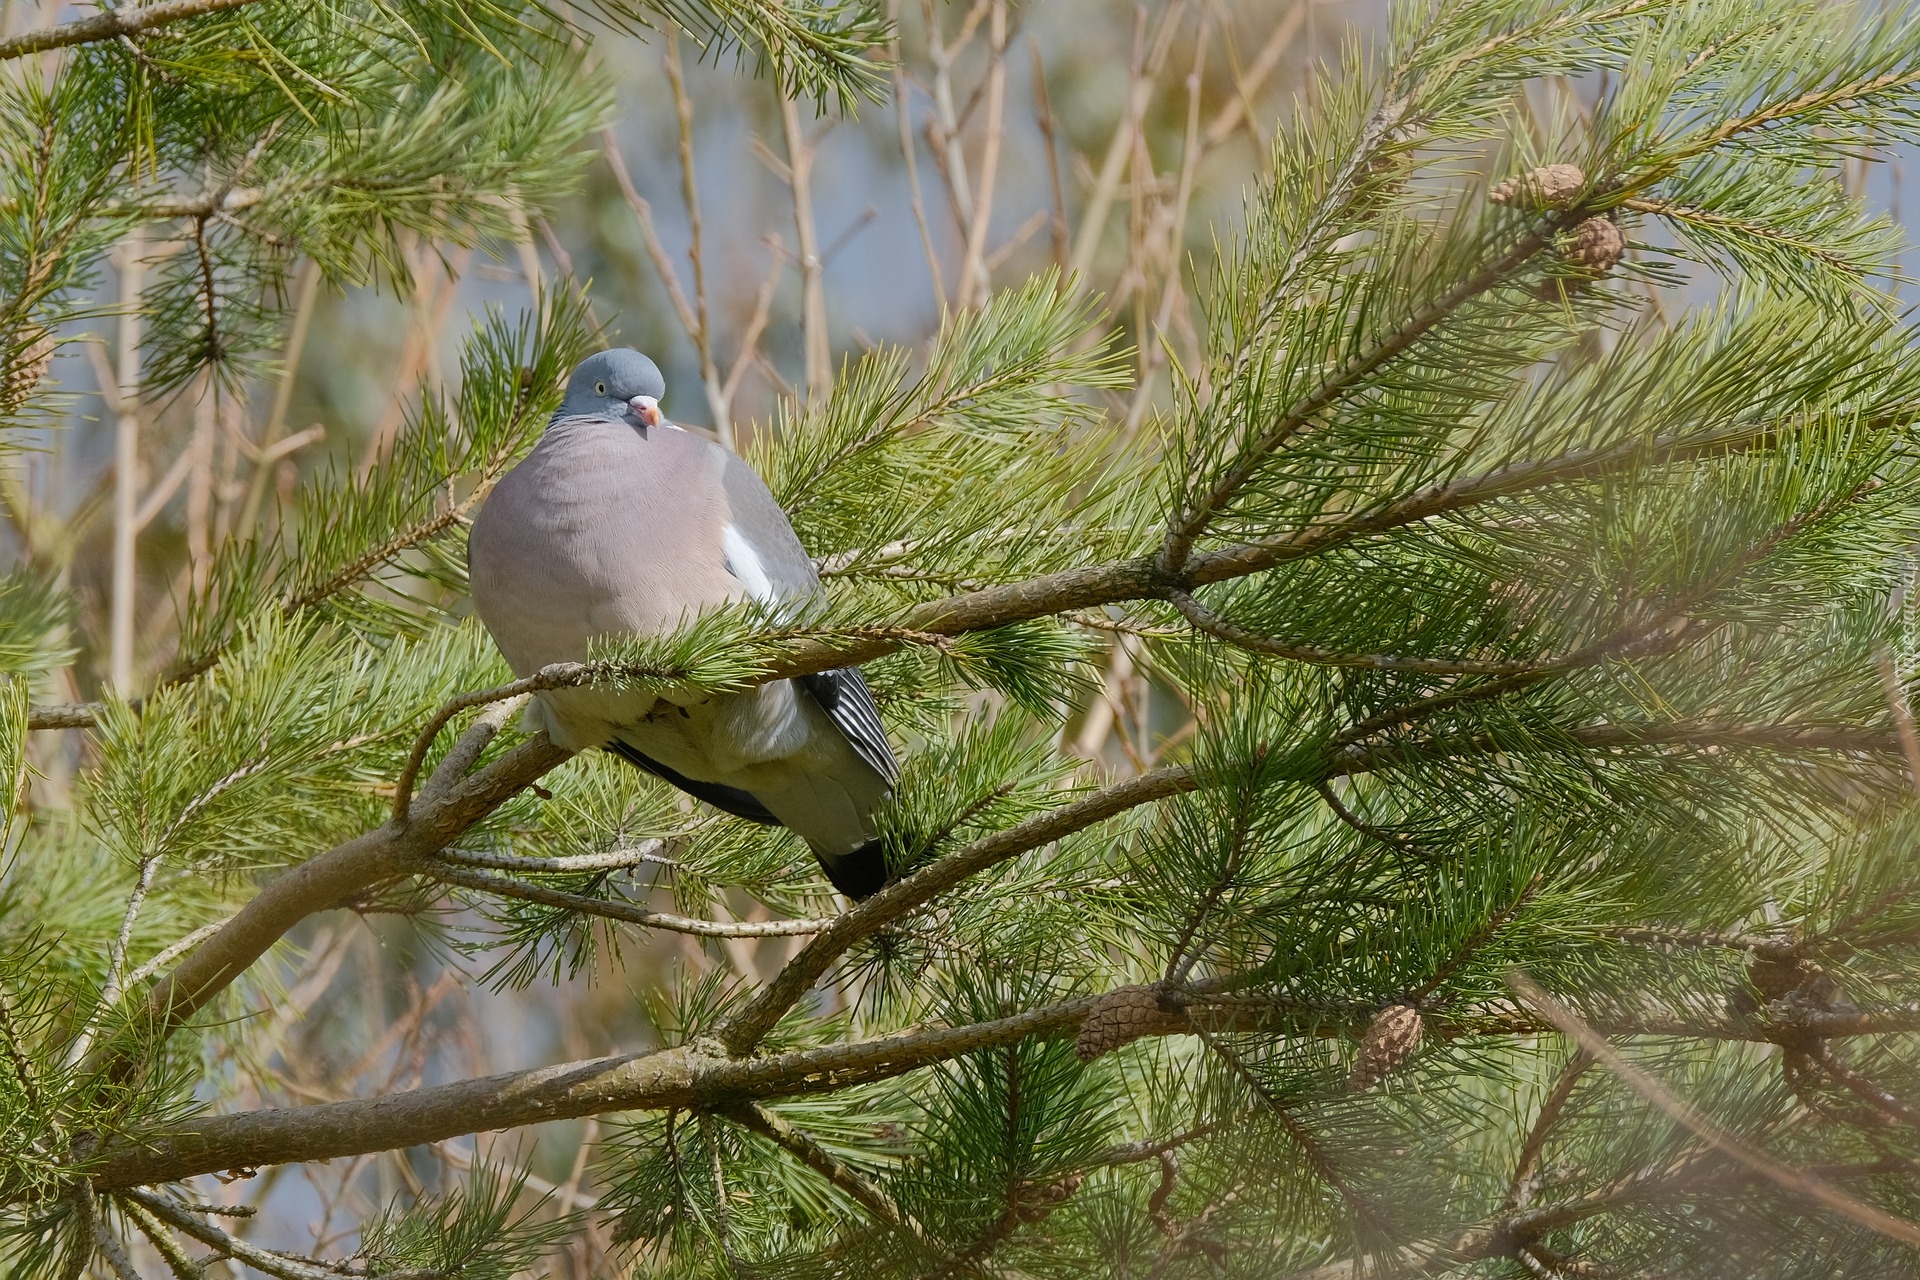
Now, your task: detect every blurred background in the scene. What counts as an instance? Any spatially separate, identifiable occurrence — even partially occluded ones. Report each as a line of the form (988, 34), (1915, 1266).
(6, 0), (1915, 1270)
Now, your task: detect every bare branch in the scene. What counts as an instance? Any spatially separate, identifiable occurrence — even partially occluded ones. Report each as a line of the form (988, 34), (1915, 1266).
(0, 0), (263, 60)
(425, 859), (833, 938)
(437, 840), (673, 874)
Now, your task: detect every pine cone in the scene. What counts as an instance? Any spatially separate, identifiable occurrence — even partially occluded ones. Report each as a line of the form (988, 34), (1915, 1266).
(1748, 952), (1818, 1001)
(1347, 1002), (1424, 1091)
(1, 333), (55, 415)
(1075, 985), (1190, 1061)
(1009, 1173), (1084, 1224)
(1490, 163), (1586, 208)
(1341, 150), (1415, 218)
(1563, 216), (1626, 272)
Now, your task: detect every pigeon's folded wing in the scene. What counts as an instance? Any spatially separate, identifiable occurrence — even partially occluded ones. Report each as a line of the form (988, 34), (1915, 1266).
(719, 453), (899, 782)
(799, 667), (897, 781)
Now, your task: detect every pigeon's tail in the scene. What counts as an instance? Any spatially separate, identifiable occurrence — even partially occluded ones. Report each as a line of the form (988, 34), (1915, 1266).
(816, 839), (888, 900)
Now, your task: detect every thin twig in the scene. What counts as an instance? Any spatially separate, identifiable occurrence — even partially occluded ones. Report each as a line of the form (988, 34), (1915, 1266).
(1313, 780), (1422, 854)
(1200, 0), (1304, 151)
(662, 27), (730, 448)
(423, 860), (834, 938)
(1068, 4), (1187, 290)
(599, 129), (701, 344)
(727, 1101), (925, 1238)
(890, 1), (946, 311)
(1502, 1050), (1595, 1212)
(1029, 39), (1069, 271)
(720, 249), (784, 410)
(953, 0), (1007, 308)
(780, 97), (832, 402)
(1509, 974), (1920, 1248)
(66, 854), (163, 1067)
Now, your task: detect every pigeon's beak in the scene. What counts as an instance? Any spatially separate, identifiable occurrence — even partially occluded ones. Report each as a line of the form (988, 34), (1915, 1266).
(630, 395), (662, 428)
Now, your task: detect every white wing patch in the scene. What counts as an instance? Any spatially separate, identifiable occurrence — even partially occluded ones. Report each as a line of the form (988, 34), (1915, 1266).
(722, 525), (776, 602)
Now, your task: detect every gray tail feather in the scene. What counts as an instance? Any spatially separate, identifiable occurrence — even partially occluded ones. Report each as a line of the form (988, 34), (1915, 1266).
(817, 839), (888, 900)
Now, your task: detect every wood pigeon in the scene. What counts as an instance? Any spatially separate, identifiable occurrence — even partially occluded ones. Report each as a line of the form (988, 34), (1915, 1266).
(468, 348), (896, 898)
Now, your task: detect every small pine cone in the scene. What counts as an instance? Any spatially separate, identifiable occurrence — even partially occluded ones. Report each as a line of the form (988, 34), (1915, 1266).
(1075, 985), (1189, 1062)
(1009, 1173), (1084, 1224)
(1489, 163), (1586, 208)
(1341, 150), (1415, 218)
(1748, 953), (1817, 1002)
(1563, 216), (1626, 272)
(1347, 1002), (1424, 1091)
(1, 333), (55, 414)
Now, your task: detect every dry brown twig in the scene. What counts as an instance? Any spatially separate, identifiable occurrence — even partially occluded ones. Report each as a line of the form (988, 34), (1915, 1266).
(1510, 973), (1920, 1248)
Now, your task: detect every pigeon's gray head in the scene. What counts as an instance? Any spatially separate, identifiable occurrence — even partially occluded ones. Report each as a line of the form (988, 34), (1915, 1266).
(557, 348), (667, 431)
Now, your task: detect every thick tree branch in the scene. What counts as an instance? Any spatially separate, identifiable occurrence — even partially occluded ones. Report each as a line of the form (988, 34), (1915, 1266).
(32, 403), (1920, 735)
(79, 988), (1557, 1190)
(92, 997), (1099, 1187)
(0, 0), (263, 61)
(82, 980), (1920, 1192)
(27, 702), (109, 730)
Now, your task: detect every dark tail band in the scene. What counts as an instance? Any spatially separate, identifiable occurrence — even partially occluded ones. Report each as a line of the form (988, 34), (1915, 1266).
(817, 839), (888, 900)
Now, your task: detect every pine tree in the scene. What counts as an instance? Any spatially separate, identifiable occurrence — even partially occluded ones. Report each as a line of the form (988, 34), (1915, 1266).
(8, 0), (1920, 1276)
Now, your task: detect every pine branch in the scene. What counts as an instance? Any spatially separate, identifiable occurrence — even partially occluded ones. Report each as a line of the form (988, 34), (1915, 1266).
(0, 0), (264, 60)
(717, 764), (1201, 1054)
(1169, 588), (1547, 674)
(119, 1193), (218, 1280)
(389, 661), (687, 823)
(1158, 205), (1594, 576)
(96, 707), (569, 1074)
(1502, 1051), (1595, 1213)
(1511, 974), (1920, 1248)
(118, 1189), (418, 1280)
(1808, 1044), (1920, 1130)
(1189, 1023), (1389, 1232)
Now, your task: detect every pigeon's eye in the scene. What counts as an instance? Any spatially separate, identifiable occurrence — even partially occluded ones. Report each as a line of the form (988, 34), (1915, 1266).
(595, 381), (606, 395)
